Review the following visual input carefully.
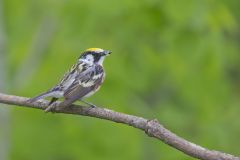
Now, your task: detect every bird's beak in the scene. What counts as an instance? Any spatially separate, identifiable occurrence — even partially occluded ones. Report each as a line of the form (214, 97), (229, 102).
(103, 50), (112, 56)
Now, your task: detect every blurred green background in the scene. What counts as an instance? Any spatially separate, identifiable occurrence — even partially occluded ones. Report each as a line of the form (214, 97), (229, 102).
(0, 0), (239, 159)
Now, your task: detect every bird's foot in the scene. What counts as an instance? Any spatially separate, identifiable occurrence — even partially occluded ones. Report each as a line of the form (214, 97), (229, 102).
(44, 103), (57, 113)
(90, 104), (96, 108)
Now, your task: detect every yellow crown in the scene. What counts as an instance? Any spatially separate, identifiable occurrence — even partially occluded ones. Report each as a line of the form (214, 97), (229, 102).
(86, 48), (104, 52)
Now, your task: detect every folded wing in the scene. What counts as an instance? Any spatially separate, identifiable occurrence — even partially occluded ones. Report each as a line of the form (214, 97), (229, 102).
(61, 65), (104, 107)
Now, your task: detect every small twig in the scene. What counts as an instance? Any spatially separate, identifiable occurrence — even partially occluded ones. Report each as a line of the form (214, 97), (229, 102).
(0, 93), (239, 160)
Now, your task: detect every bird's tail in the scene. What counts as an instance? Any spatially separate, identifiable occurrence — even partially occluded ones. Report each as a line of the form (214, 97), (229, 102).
(27, 91), (53, 103)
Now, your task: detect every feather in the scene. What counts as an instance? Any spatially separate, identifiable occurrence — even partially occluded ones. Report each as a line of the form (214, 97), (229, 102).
(28, 48), (109, 106)
(27, 91), (60, 103)
(61, 65), (104, 107)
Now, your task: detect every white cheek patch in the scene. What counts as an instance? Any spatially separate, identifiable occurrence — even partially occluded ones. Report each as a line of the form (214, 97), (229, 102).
(80, 55), (94, 65)
(86, 55), (94, 63)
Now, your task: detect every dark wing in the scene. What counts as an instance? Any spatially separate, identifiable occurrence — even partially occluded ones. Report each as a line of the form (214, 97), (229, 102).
(48, 61), (87, 92)
(61, 65), (104, 107)
(29, 62), (90, 103)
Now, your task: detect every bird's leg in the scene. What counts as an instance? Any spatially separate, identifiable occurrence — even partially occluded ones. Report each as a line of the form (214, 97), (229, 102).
(48, 97), (58, 106)
(80, 100), (97, 108)
(44, 103), (57, 112)
(44, 98), (58, 113)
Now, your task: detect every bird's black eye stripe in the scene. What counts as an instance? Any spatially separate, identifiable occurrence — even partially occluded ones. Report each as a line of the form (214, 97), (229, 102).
(94, 54), (102, 63)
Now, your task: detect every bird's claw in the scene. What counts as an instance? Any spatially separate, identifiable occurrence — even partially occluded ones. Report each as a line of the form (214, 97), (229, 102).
(44, 103), (57, 113)
(90, 104), (96, 108)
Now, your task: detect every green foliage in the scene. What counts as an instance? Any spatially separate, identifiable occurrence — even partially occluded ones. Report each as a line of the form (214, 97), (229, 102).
(3, 0), (240, 159)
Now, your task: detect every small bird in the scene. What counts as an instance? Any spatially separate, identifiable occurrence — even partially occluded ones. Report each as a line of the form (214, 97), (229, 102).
(28, 48), (111, 112)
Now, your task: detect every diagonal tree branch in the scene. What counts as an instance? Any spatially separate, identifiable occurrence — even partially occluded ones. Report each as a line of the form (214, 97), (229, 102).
(0, 92), (239, 160)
